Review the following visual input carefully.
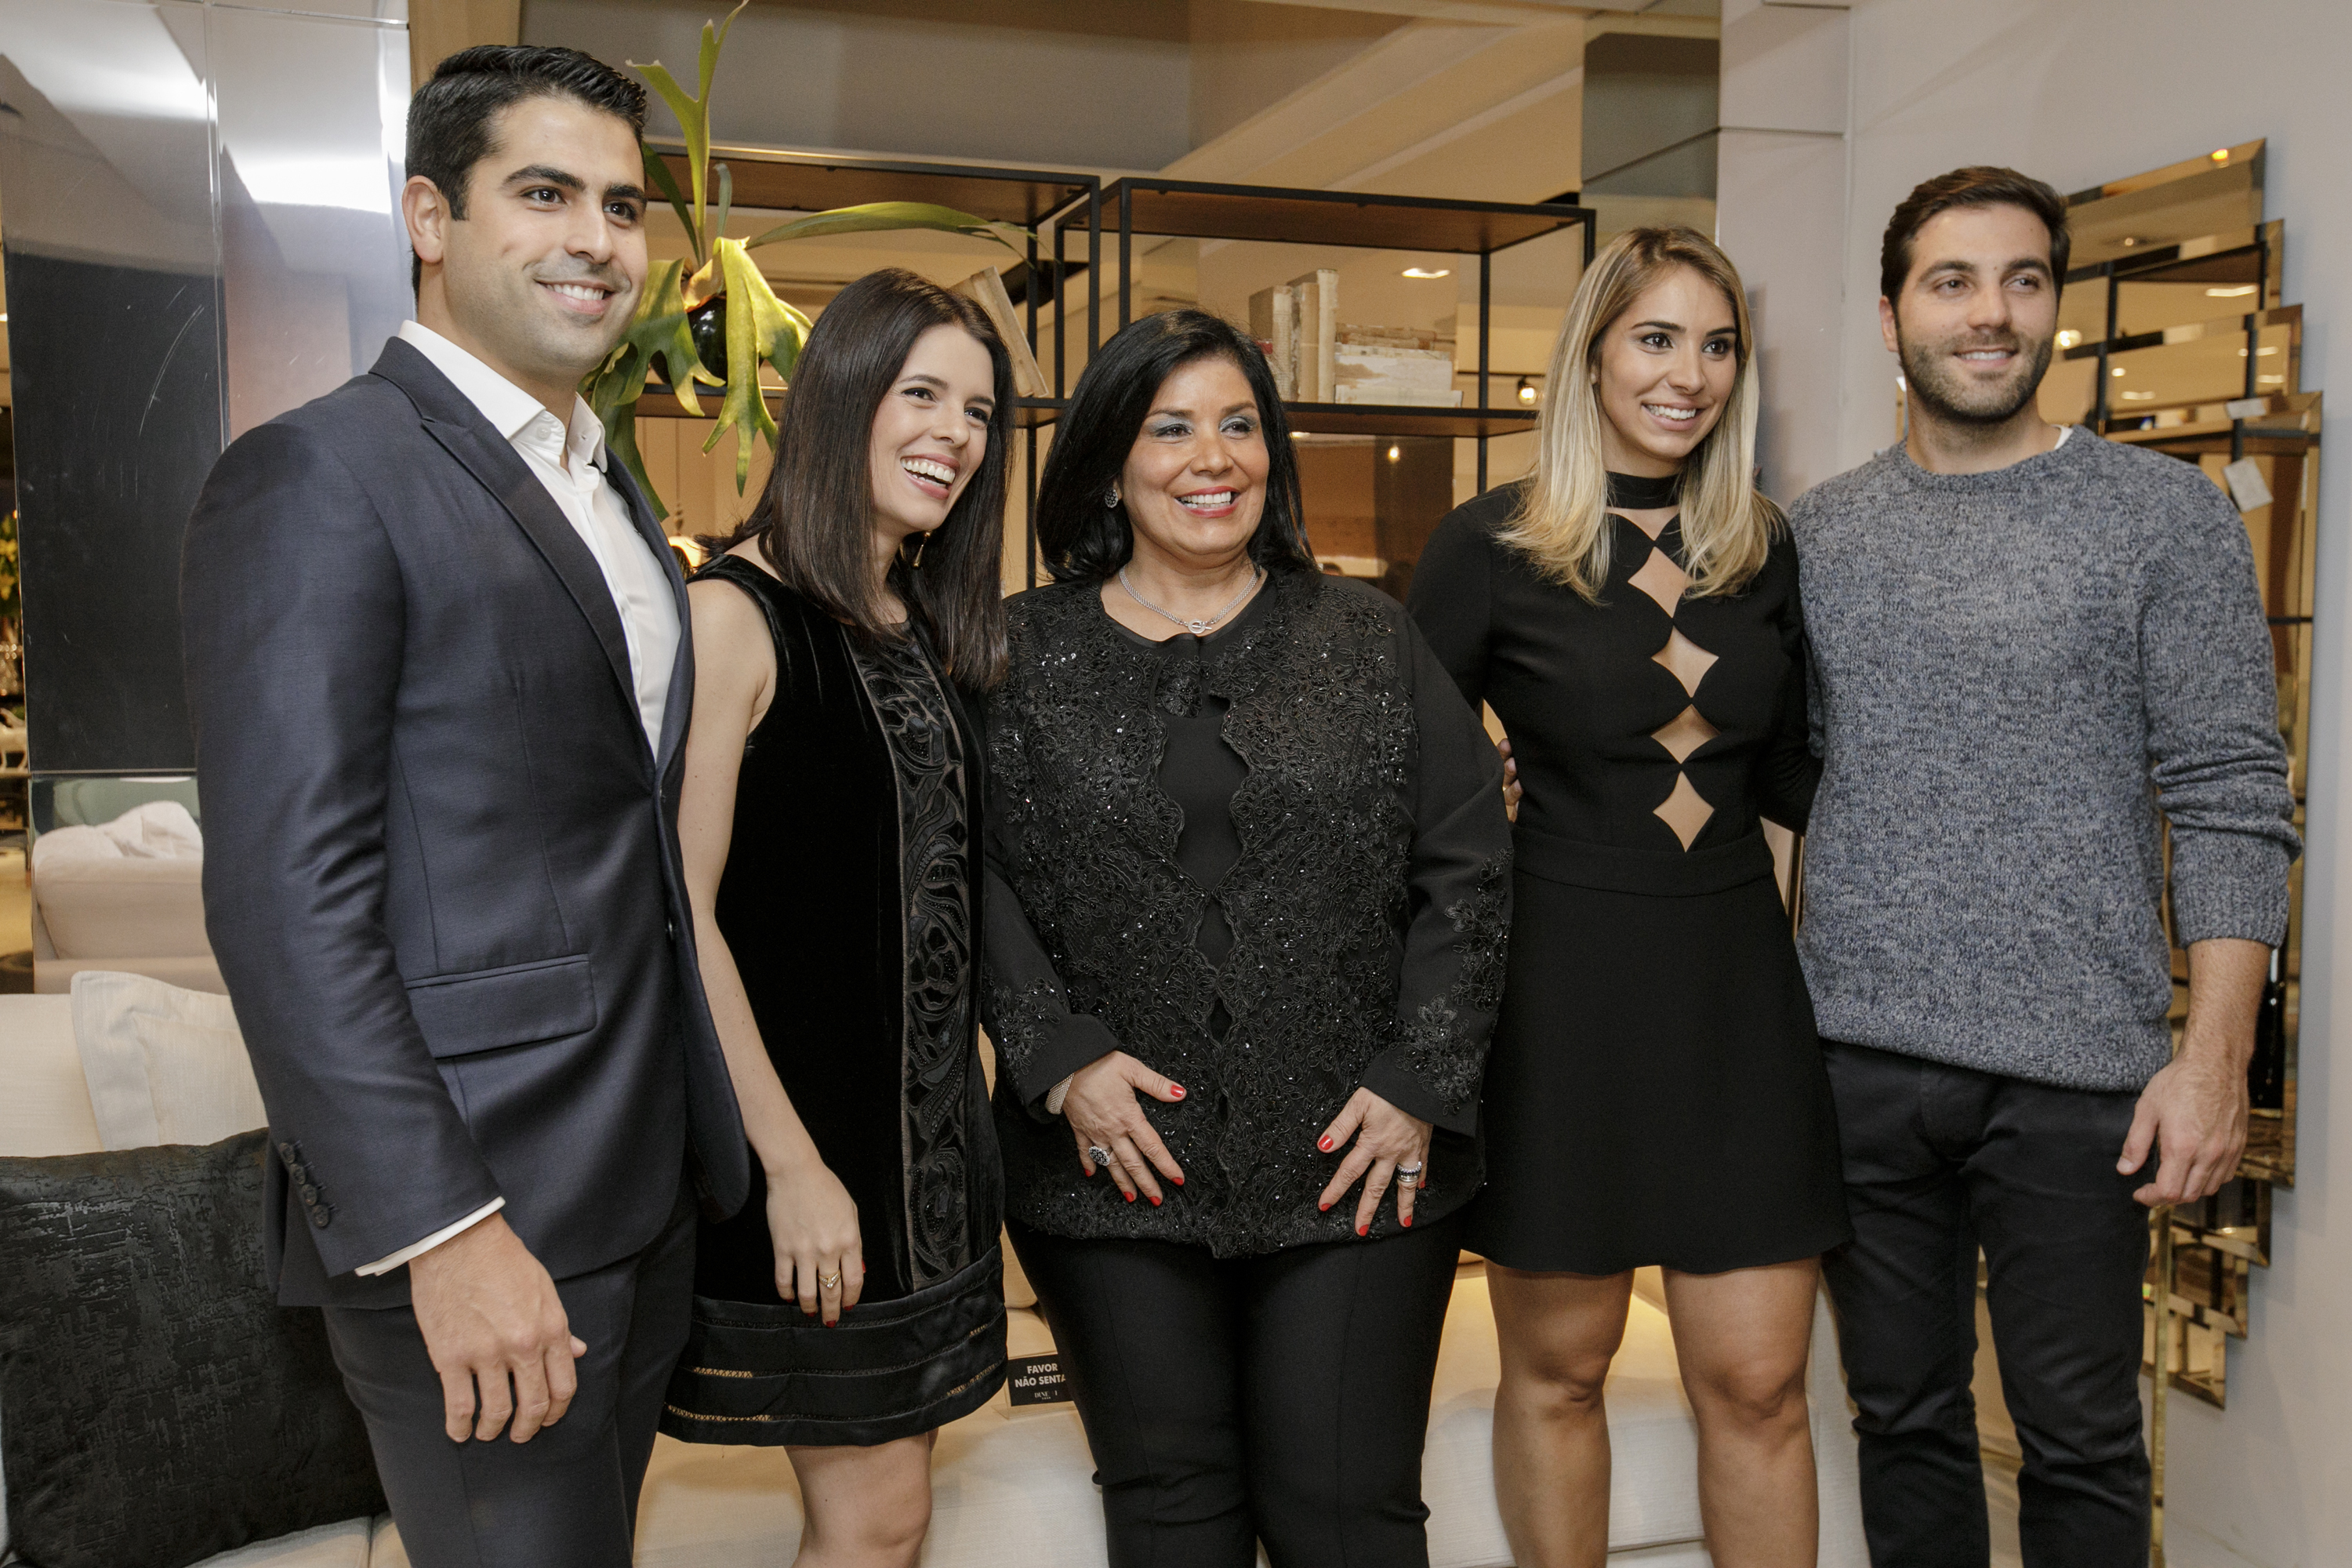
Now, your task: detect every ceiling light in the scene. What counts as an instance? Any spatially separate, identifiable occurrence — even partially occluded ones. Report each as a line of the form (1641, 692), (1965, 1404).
(2119, 237), (2140, 248)
(2111, 366), (2127, 376)
(1387, 444), (1402, 462)
(2056, 329), (2083, 349)
(1516, 376), (1537, 405)
(2120, 391), (2156, 401)
(2258, 345), (2279, 355)
(2211, 148), (2231, 162)
(1401, 267), (1450, 279)
(2206, 285), (2258, 298)
(2259, 374), (2285, 383)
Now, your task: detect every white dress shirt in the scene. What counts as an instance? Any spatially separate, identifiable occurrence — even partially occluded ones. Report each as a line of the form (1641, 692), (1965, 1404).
(357, 321), (684, 1278)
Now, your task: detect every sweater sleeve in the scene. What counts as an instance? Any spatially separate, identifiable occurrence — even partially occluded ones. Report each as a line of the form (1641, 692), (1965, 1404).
(1356, 617), (1515, 1136)
(978, 698), (1127, 1117)
(2142, 479), (2300, 946)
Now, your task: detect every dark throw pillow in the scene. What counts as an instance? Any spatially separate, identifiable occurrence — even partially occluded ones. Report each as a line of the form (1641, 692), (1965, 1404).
(0, 1129), (386, 1568)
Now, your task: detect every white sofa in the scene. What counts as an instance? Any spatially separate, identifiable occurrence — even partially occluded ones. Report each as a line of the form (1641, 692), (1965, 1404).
(0, 990), (1869, 1567)
(27, 803), (223, 995)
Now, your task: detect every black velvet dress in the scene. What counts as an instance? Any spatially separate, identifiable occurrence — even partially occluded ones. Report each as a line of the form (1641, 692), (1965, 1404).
(660, 556), (1005, 1447)
(1407, 481), (1849, 1276)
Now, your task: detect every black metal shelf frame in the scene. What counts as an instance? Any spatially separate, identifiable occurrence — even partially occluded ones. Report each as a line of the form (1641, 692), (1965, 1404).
(1056, 177), (1596, 511)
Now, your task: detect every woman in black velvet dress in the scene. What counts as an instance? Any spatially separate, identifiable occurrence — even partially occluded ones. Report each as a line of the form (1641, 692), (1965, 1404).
(663, 270), (1012, 1566)
(1406, 229), (1846, 1568)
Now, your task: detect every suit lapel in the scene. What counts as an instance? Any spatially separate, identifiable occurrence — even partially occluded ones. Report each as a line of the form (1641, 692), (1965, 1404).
(607, 459), (696, 777)
(370, 341), (640, 726)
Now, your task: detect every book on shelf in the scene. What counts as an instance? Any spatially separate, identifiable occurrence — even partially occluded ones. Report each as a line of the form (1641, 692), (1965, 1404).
(1288, 268), (1339, 401)
(1333, 324), (1460, 407)
(953, 266), (1052, 399)
(1247, 282), (1297, 399)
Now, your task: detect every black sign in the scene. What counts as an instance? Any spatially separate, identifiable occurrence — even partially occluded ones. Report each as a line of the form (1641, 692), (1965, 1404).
(1006, 1352), (1074, 1406)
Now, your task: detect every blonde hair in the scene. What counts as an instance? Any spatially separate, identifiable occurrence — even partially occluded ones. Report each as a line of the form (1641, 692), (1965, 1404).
(1501, 226), (1782, 603)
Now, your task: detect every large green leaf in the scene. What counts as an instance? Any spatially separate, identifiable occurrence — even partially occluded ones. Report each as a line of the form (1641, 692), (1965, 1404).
(641, 145), (697, 264)
(626, 0), (746, 263)
(742, 201), (1029, 257)
(704, 238), (815, 491)
(582, 259), (722, 517)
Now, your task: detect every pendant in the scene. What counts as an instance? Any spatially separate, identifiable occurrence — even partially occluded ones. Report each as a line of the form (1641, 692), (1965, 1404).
(1185, 619), (1212, 635)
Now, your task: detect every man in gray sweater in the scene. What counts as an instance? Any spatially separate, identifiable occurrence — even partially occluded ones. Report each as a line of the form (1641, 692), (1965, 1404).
(1790, 167), (2298, 1568)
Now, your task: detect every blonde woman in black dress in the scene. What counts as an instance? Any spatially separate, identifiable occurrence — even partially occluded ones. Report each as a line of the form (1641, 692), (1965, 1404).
(1409, 228), (1845, 1568)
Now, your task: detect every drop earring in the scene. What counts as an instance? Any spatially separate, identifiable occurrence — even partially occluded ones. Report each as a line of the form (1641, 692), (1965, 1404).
(904, 532), (928, 569)
(1105, 483), (1121, 510)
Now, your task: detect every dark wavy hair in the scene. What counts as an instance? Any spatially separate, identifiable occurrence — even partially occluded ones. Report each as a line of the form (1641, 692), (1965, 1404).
(726, 268), (1011, 691)
(1036, 310), (1316, 583)
(1880, 165), (2071, 306)
(405, 45), (647, 294)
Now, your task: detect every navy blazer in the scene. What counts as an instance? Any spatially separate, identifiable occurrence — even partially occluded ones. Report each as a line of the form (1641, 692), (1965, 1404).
(183, 337), (748, 1308)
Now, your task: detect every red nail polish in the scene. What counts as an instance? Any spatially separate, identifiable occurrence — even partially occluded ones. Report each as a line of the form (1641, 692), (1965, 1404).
(1319, 1200), (1330, 1211)
(1170, 1085), (1186, 1099)
(1172, 1175), (1185, 1185)
(1124, 1191), (1135, 1203)
(1149, 1193), (1161, 1207)
(1318, 1136), (1334, 1152)
(1401, 1214), (1413, 1227)
(1356, 1224), (1368, 1237)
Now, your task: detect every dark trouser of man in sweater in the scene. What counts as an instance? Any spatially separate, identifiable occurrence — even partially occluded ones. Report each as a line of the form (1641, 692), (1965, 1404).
(1789, 167), (2298, 1568)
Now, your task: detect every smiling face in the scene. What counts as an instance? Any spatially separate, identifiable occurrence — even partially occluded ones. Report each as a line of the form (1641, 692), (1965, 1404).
(1119, 354), (1271, 572)
(867, 322), (998, 551)
(1592, 266), (1740, 477)
(1881, 201), (2060, 426)
(403, 93), (648, 405)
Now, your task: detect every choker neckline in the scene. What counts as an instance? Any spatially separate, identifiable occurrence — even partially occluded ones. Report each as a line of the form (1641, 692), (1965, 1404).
(1606, 470), (1682, 510)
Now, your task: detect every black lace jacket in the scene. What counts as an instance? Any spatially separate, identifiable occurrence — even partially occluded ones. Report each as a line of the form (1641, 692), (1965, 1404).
(982, 569), (1513, 1255)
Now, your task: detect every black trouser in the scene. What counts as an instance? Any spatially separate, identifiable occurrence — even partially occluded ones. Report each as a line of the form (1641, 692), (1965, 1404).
(1819, 1039), (2154, 1568)
(321, 1192), (696, 1568)
(1009, 1211), (1465, 1568)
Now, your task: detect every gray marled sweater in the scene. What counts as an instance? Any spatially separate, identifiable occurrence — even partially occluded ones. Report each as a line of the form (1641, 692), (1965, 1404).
(1790, 429), (2299, 1091)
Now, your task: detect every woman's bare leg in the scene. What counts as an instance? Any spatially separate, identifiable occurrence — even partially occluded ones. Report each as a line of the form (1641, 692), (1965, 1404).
(787, 1432), (936, 1568)
(1661, 1258), (1822, 1568)
(1486, 1265), (1635, 1568)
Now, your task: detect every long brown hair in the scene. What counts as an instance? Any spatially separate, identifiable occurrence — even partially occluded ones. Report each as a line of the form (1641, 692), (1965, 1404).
(1503, 227), (1780, 603)
(727, 267), (1011, 691)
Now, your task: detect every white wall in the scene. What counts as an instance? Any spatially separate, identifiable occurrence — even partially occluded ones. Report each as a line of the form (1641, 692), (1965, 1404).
(1721, 3), (2352, 1563)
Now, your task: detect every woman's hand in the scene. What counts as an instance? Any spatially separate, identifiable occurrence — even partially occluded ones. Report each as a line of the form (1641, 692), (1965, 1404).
(764, 1154), (865, 1325)
(1062, 1052), (1188, 1206)
(1498, 735), (1523, 819)
(1316, 1088), (1434, 1236)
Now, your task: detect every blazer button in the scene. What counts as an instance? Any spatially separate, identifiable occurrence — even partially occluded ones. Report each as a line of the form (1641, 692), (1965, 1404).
(299, 1184), (319, 1204)
(310, 1207), (332, 1229)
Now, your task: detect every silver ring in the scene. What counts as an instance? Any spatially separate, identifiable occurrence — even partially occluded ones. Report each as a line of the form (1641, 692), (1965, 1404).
(1396, 1172), (1420, 1189)
(1397, 1161), (1425, 1175)
(1087, 1145), (1113, 1171)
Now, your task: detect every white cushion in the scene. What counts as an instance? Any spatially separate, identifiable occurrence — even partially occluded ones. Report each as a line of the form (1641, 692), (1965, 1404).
(0, 995), (101, 1156)
(69, 970), (262, 1149)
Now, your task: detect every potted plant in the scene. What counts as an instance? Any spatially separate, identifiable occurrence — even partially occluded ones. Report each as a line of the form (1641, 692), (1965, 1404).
(586, 2), (1026, 516)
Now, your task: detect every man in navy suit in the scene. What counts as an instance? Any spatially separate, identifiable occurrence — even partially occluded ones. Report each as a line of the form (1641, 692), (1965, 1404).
(183, 46), (746, 1566)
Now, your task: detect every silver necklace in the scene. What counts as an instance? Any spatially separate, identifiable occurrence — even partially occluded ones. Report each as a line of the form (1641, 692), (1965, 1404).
(1118, 564), (1264, 637)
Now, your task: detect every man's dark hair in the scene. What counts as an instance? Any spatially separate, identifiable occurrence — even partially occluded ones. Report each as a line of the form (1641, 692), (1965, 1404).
(1037, 310), (1317, 583)
(405, 45), (648, 292)
(725, 268), (1014, 693)
(1879, 165), (2071, 307)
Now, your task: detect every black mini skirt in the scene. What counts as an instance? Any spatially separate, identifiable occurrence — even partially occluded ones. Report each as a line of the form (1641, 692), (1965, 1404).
(660, 1245), (1007, 1447)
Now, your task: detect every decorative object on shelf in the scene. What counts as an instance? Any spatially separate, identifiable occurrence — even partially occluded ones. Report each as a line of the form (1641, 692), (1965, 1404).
(582, 2), (1029, 515)
(1334, 325), (1461, 408)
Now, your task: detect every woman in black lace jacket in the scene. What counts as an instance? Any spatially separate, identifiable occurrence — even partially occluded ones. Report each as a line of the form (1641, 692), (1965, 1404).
(983, 310), (1512, 1568)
